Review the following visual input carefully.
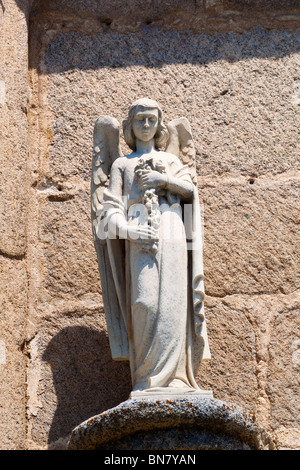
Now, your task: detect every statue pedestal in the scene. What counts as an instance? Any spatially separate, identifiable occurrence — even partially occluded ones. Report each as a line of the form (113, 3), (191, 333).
(130, 387), (213, 400)
(67, 397), (275, 450)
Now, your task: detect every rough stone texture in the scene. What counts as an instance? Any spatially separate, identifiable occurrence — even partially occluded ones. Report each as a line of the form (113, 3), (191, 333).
(268, 303), (300, 430)
(199, 292), (300, 438)
(39, 192), (101, 302)
(200, 175), (299, 297)
(0, 0), (30, 450)
(0, 258), (27, 450)
(28, 310), (131, 446)
(0, 0), (299, 451)
(67, 397), (275, 450)
(26, 11), (299, 449)
(44, 28), (300, 181)
(0, 0), (29, 257)
(195, 295), (257, 410)
(30, 0), (300, 32)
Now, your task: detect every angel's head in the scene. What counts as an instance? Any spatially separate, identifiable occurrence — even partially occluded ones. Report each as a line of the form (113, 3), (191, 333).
(122, 98), (169, 151)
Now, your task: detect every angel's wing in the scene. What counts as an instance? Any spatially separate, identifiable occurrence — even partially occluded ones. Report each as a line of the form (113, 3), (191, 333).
(91, 116), (129, 361)
(165, 117), (197, 184)
(165, 117), (211, 361)
(91, 115), (122, 242)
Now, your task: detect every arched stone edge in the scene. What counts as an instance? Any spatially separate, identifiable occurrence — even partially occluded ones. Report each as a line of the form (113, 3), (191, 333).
(67, 397), (276, 450)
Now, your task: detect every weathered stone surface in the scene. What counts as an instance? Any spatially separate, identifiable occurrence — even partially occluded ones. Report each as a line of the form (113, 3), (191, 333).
(28, 308), (131, 447)
(24, 17), (299, 450)
(0, 0), (29, 256)
(0, 0), (30, 451)
(30, 0), (300, 32)
(274, 427), (300, 451)
(268, 300), (300, 430)
(39, 191), (101, 302)
(199, 291), (300, 444)
(200, 175), (299, 297)
(67, 397), (275, 450)
(44, 27), (300, 181)
(196, 295), (256, 411)
(0, 0), (298, 451)
(0, 258), (27, 450)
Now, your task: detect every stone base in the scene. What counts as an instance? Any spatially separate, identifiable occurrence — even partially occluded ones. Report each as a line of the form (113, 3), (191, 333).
(67, 397), (275, 450)
(130, 387), (213, 400)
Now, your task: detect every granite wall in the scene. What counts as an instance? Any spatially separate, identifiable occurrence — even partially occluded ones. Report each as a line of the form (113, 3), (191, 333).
(0, 0), (299, 449)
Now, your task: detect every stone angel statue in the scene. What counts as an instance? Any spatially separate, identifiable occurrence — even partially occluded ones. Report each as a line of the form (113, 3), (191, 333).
(91, 98), (211, 398)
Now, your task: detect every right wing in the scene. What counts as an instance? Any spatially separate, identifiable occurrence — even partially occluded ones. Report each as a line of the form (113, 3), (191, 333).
(91, 116), (129, 361)
(165, 117), (197, 185)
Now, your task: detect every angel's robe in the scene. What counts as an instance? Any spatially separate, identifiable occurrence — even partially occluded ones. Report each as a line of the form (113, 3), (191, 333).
(100, 151), (210, 393)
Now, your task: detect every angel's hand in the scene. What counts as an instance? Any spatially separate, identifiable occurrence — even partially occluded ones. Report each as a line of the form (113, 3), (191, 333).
(138, 169), (168, 190)
(122, 224), (159, 243)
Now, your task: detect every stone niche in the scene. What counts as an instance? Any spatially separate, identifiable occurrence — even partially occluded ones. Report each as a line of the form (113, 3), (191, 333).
(0, 0), (299, 450)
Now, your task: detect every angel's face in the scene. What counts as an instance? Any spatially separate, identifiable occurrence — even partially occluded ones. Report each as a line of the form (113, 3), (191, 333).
(132, 107), (159, 143)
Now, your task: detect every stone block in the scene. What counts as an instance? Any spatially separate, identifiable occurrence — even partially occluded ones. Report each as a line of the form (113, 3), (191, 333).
(0, 257), (27, 449)
(39, 191), (101, 302)
(0, 0), (29, 256)
(199, 290), (300, 447)
(200, 175), (299, 297)
(0, 1), (29, 450)
(44, 28), (299, 183)
(196, 295), (256, 410)
(268, 300), (300, 429)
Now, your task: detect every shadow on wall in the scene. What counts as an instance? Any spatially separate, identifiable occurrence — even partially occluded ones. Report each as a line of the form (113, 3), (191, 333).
(43, 27), (300, 73)
(12, 0), (300, 448)
(42, 326), (131, 445)
(14, 0), (300, 73)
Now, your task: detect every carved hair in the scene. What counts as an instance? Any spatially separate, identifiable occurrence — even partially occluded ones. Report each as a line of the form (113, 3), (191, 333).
(122, 98), (169, 151)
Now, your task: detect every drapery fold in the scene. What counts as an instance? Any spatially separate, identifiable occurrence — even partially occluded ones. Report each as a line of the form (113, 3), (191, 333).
(98, 162), (210, 390)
